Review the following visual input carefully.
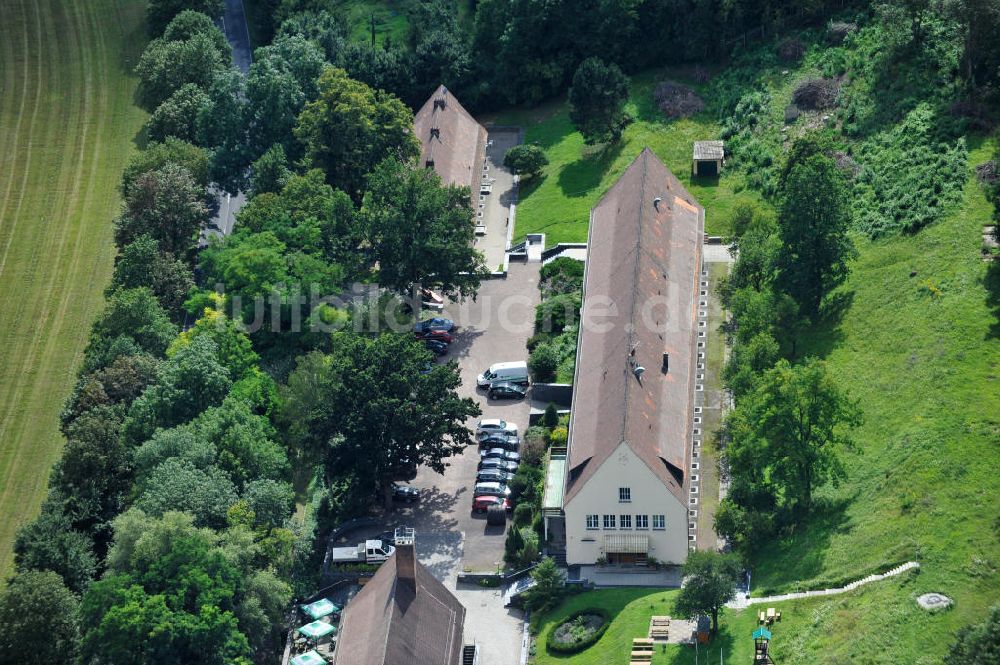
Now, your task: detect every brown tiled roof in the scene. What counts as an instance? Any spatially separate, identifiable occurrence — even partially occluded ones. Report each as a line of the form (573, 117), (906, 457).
(332, 549), (465, 665)
(413, 85), (487, 194)
(564, 148), (703, 506)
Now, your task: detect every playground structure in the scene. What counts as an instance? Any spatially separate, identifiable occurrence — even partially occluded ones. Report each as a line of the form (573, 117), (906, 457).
(753, 626), (775, 664)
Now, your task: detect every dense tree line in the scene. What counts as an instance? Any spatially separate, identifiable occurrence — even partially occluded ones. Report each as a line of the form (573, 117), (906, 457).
(714, 138), (862, 554)
(1, 2), (489, 663)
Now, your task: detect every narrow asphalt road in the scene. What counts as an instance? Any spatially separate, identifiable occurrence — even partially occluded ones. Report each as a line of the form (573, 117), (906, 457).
(219, 0), (252, 74)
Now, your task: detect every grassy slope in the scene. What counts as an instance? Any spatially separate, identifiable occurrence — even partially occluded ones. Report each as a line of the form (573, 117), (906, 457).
(337, 0), (412, 46)
(532, 579), (936, 665)
(739, 137), (1000, 659)
(494, 71), (764, 245)
(0, 0), (147, 578)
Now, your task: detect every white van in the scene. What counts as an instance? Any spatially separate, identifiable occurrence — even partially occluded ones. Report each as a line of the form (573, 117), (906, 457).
(477, 361), (529, 388)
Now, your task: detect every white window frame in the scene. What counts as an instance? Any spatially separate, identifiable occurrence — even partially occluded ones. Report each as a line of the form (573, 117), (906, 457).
(603, 514), (616, 529)
(620, 514), (632, 529)
(586, 514), (599, 530)
(618, 487), (632, 503)
(635, 514), (649, 530)
(652, 514), (666, 530)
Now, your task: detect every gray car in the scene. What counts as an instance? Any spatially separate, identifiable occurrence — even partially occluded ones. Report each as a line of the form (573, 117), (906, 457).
(478, 458), (518, 473)
(476, 469), (513, 484)
(479, 448), (521, 463)
(473, 481), (511, 497)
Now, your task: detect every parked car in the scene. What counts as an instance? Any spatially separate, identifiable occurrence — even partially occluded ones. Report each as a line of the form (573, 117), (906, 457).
(472, 495), (511, 513)
(414, 329), (455, 344)
(476, 361), (529, 388)
(478, 458), (518, 473)
(480, 448), (521, 463)
(421, 288), (445, 311)
(478, 433), (520, 451)
(476, 469), (513, 484)
(424, 339), (448, 356)
(414, 317), (455, 333)
(476, 418), (518, 436)
(391, 484), (420, 502)
(473, 481), (511, 497)
(489, 381), (527, 400)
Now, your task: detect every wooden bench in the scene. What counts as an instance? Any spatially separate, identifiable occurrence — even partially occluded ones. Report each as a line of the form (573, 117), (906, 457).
(630, 651), (652, 662)
(632, 638), (654, 649)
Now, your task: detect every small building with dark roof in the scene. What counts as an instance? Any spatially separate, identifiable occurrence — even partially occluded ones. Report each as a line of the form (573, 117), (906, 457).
(413, 85), (487, 195)
(544, 148), (703, 567)
(332, 529), (467, 665)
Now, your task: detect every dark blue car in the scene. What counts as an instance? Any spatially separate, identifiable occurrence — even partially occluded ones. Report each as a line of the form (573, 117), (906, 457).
(414, 317), (455, 333)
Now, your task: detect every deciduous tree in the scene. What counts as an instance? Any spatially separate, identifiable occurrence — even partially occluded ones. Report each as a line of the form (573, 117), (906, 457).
(295, 67), (419, 199)
(362, 157), (487, 299)
(777, 154), (854, 316)
(115, 163), (209, 258)
(503, 144), (549, 177)
(147, 0), (223, 36)
(0, 571), (80, 664)
(675, 550), (742, 633)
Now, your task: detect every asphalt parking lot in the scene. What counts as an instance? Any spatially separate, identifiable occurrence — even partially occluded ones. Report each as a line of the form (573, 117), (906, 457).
(387, 262), (540, 665)
(402, 261), (540, 574)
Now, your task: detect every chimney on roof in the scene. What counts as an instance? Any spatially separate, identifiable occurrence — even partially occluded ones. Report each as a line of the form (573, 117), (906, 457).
(430, 127), (440, 138)
(394, 527), (416, 588)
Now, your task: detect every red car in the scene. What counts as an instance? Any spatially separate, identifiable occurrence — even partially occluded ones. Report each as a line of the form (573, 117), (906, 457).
(414, 329), (455, 344)
(472, 495), (510, 513)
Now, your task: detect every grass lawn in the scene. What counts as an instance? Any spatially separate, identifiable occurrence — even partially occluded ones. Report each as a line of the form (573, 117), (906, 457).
(492, 70), (764, 246)
(336, 0), (412, 47)
(744, 137), (1000, 658)
(0, 0), (148, 579)
(532, 574), (948, 665)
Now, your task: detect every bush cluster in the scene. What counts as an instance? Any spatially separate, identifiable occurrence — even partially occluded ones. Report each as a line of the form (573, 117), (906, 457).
(545, 608), (611, 654)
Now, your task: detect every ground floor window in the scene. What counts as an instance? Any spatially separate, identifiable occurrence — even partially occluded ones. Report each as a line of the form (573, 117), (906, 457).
(652, 514), (665, 529)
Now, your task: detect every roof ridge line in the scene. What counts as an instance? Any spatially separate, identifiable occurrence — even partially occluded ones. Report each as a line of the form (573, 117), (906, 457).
(620, 149), (649, 446)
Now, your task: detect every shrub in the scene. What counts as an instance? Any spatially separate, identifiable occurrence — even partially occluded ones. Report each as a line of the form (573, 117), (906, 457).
(549, 426), (568, 447)
(539, 257), (584, 297)
(529, 343), (559, 382)
(504, 144), (549, 177)
(546, 608), (611, 654)
(542, 403), (559, 429)
(513, 502), (534, 527)
(535, 292), (581, 334)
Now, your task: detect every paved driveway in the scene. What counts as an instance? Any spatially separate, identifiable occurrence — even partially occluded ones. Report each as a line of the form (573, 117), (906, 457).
(392, 262), (540, 665)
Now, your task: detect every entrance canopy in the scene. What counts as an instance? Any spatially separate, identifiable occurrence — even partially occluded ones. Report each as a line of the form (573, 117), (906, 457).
(301, 598), (339, 620)
(291, 651), (326, 665)
(604, 533), (649, 554)
(753, 627), (772, 640)
(298, 621), (337, 639)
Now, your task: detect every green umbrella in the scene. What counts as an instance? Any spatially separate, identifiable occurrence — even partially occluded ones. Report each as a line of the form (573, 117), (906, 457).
(298, 621), (336, 639)
(290, 650), (326, 665)
(301, 598), (339, 620)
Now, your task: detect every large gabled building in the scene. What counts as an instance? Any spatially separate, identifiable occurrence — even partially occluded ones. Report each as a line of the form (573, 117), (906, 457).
(332, 530), (467, 665)
(544, 148), (703, 567)
(413, 85), (487, 196)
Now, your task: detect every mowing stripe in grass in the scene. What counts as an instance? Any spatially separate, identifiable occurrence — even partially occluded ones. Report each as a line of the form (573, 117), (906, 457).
(0, 0), (147, 579)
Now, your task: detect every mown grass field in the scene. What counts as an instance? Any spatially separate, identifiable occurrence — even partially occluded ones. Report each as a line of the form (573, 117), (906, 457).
(0, 0), (147, 579)
(493, 71), (763, 246)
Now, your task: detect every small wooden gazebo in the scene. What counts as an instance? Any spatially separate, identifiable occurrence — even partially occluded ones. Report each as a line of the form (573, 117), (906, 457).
(753, 627), (775, 664)
(692, 140), (725, 176)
